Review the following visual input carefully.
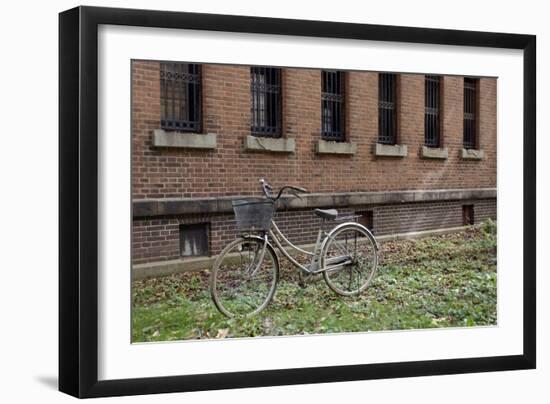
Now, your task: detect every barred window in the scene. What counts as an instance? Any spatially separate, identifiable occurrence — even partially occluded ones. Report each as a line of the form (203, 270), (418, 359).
(179, 223), (209, 257)
(321, 71), (345, 141)
(425, 75), (441, 147)
(378, 73), (397, 144)
(251, 67), (282, 138)
(160, 62), (201, 133)
(463, 78), (478, 149)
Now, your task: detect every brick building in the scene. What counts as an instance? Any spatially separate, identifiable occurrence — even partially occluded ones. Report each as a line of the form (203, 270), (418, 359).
(131, 60), (496, 277)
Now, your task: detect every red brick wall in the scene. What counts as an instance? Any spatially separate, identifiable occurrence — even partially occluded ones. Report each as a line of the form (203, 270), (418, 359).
(131, 60), (497, 267)
(372, 199), (496, 236)
(132, 61), (497, 199)
(132, 199), (496, 265)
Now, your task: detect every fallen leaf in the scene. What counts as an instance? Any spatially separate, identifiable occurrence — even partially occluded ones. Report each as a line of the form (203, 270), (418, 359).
(216, 328), (229, 339)
(262, 318), (273, 330)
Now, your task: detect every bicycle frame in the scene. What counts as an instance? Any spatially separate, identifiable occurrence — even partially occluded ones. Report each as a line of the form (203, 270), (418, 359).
(268, 221), (316, 273)
(268, 220), (355, 275)
(247, 178), (377, 276)
(210, 179), (380, 318)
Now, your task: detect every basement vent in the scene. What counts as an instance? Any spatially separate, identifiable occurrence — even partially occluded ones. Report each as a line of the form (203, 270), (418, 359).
(356, 210), (374, 232)
(463, 205), (475, 226)
(179, 223), (209, 257)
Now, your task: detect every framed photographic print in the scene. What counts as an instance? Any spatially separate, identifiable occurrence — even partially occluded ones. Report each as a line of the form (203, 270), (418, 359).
(59, 6), (536, 398)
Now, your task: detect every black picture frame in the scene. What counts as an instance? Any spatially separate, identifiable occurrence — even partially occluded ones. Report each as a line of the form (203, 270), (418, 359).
(59, 6), (536, 398)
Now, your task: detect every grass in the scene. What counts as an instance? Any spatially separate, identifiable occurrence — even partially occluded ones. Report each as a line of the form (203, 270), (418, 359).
(132, 220), (497, 342)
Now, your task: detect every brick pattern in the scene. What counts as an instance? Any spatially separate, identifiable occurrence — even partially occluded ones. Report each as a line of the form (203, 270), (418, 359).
(131, 61), (497, 266)
(372, 199), (496, 236)
(132, 199), (497, 265)
(132, 61), (497, 199)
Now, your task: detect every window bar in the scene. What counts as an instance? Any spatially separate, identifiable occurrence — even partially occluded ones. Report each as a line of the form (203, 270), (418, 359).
(425, 75), (441, 147)
(322, 72), (326, 135)
(252, 68), (258, 131)
(251, 67), (282, 138)
(378, 73), (397, 144)
(463, 78), (477, 149)
(160, 62), (201, 133)
(321, 71), (345, 141)
(261, 67), (266, 130)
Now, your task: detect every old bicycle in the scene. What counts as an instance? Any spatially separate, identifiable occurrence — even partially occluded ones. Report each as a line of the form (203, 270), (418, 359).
(210, 179), (379, 317)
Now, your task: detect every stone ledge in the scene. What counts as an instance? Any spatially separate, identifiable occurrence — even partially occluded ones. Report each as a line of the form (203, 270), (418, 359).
(315, 139), (357, 155)
(461, 148), (485, 160)
(374, 143), (408, 157)
(133, 256), (213, 280)
(420, 146), (448, 159)
(153, 129), (217, 149)
(244, 135), (295, 153)
(133, 188), (497, 217)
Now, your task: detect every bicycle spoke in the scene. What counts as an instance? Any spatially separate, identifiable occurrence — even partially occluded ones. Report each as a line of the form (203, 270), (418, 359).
(327, 235), (354, 259)
(211, 237), (278, 317)
(322, 225), (378, 296)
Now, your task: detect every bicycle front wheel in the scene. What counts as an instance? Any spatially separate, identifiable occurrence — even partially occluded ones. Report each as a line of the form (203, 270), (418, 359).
(321, 224), (378, 296)
(210, 236), (279, 317)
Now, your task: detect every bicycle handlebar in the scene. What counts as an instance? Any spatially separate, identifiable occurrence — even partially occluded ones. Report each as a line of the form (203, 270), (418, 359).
(260, 178), (308, 201)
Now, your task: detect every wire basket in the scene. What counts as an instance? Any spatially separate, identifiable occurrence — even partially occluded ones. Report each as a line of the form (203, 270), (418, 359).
(232, 198), (276, 233)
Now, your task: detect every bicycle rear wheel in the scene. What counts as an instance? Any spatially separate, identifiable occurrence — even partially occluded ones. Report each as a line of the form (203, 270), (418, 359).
(321, 223), (378, 296)
(210, 236), (279, 317)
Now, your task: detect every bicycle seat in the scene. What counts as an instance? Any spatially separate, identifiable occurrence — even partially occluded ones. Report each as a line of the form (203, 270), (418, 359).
(314, 208), (338, 220)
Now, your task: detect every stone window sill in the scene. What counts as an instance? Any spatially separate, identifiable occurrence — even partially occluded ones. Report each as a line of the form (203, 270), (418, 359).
(244, 135), (295, 153)
(374, 143), (408, 157)
(461, 148), (485, 160)
(420, 146), (448, 159)
(153, 129), (217, 149)
(315, 139), (357, 155)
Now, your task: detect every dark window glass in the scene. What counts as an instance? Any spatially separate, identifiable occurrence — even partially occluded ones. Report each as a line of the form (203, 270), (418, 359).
(356, 210), (374, 232)
(463, 78), (478, 149)
(321, 71), (345, 141)
(251, 67), (282, 138)
(462, 205), (475, 225)
(378, 73), (397, 144)
(179, 223), (209, 257)
(425, 75), (441, 147)
(160, 62), (202, 133)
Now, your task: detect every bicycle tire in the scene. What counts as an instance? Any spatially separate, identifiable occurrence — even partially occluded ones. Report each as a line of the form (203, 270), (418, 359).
(210, 236), (279, 317)
(320, 223), (379, 296)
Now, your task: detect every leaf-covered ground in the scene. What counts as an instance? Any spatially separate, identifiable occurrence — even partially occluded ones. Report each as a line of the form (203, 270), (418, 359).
(132, 220), (497, 342)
